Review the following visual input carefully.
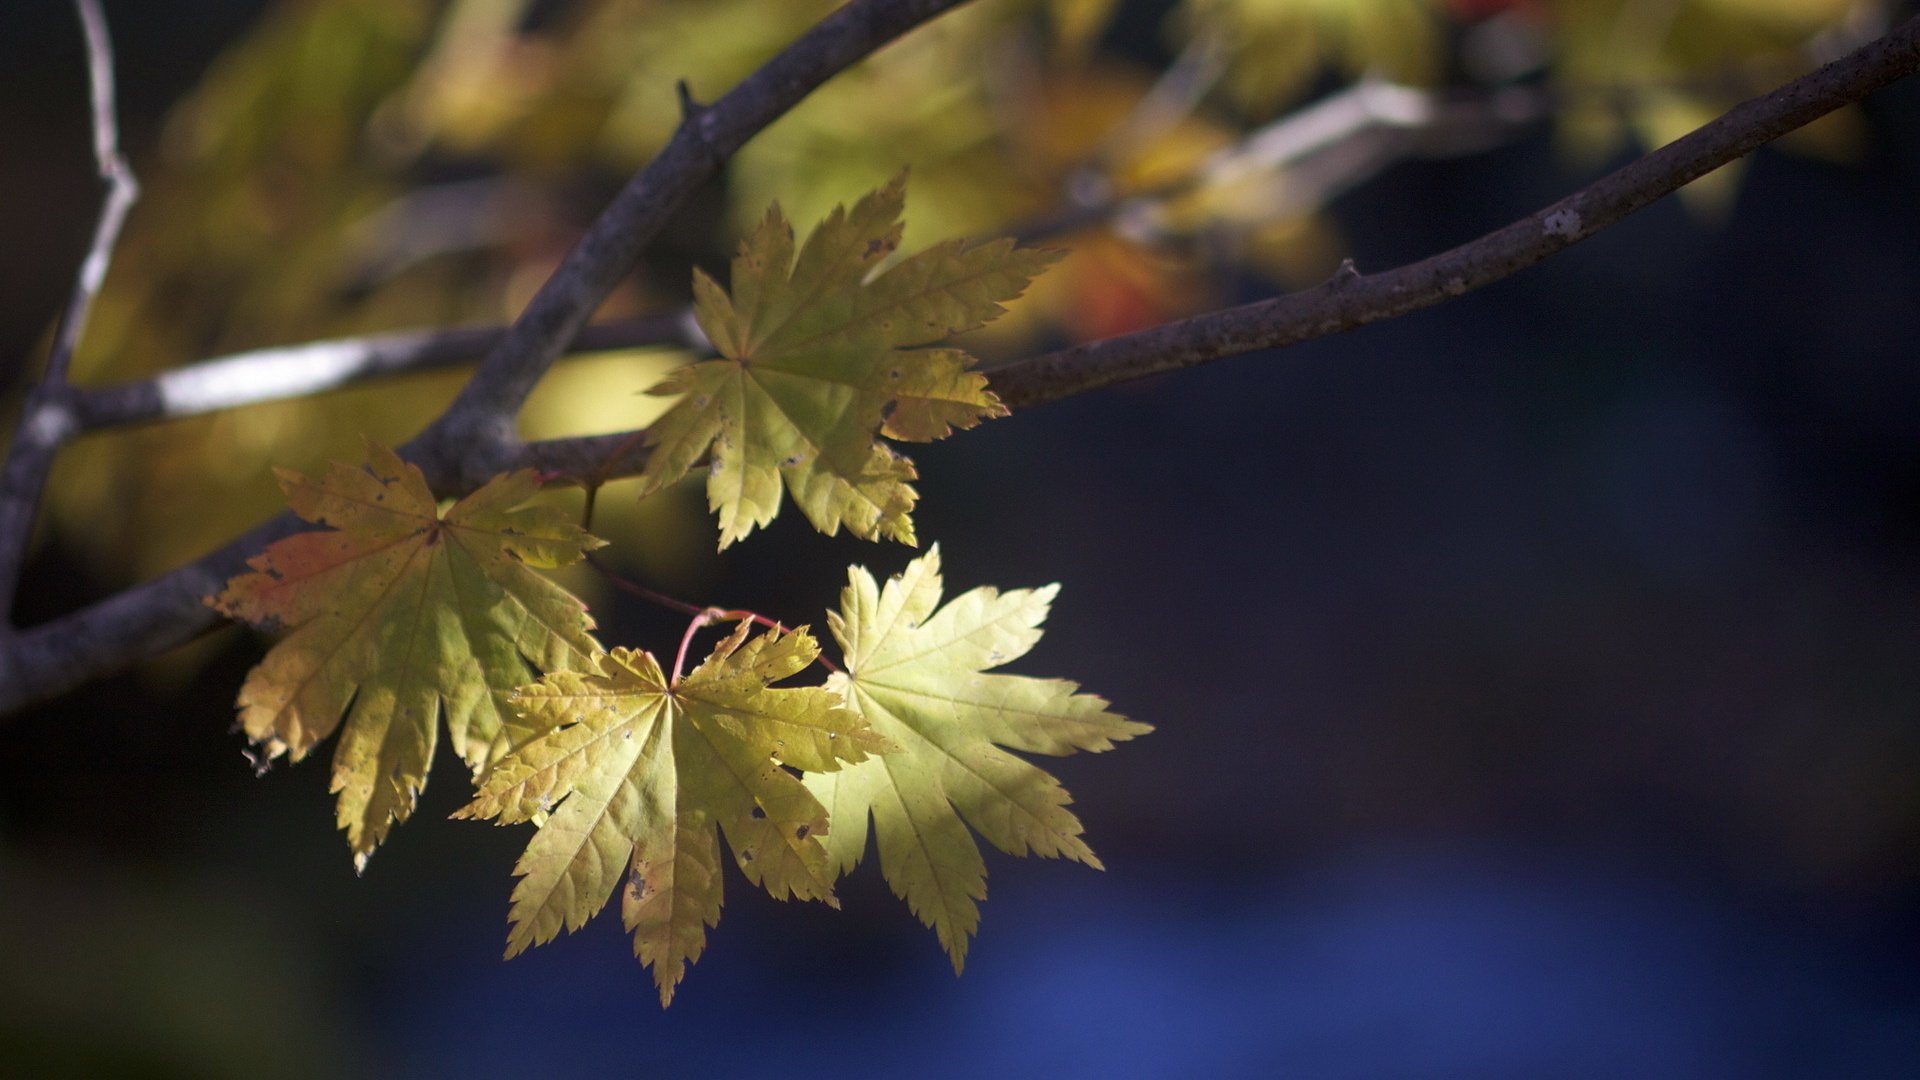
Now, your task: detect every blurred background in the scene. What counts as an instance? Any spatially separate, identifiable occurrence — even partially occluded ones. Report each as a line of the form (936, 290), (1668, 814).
(3, 0), (1918, 1075)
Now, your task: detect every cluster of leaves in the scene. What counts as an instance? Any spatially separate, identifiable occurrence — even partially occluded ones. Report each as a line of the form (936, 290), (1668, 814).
(208, 181), (1147, 1004)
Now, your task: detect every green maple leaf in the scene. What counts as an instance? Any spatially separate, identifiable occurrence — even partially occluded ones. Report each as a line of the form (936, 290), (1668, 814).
(207, 441), (605, 870)
(806, 546), (1150, 969)
(456, 623), (890, 1005)
(636, 172), (1060, 548)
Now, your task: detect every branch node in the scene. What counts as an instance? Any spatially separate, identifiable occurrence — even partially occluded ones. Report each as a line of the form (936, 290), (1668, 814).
(20, 400), (79, 450)
(1330, 257), (1361, 285)
(1542, 206), (1584, 240)
(676, 78), (705, 122)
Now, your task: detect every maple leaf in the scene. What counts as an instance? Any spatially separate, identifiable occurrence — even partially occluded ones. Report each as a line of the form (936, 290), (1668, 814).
(456, 623), (890, 1005)
(208, 441), (604, 870)
(805, 546), (1149, 969)
(635, 172), (1060, 548)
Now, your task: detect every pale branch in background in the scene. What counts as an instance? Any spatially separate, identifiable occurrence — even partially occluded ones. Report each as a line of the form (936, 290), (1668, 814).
(1087, 24), (1228, 168)
(64, 313), (706, 431)
(1, 9), (1916, 716)
(0, 0), (138, 630)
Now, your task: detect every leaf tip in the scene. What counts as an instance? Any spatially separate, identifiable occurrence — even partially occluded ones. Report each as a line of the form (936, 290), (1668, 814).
(1031, 244), (1071, 270)
(503, 920), (539, 961)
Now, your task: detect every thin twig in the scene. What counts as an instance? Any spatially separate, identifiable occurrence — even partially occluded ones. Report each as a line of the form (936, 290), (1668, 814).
(1090, 27), (1227, 168)
(0, 0), (138, 628)
(49, 0), (138, 386)
(0, 10), (1914, 715)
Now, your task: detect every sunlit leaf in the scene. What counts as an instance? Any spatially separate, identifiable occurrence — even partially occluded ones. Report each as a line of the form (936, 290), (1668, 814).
(208, 441), (604, 869)
(457, 624), (889, 1004)
(806, 547), (1149, 968)
(637, 174), (1059, 548)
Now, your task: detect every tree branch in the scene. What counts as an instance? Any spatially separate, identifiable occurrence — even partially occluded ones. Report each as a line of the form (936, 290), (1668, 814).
(0, 0), (138, 629)
(1, 11), (1915, 716)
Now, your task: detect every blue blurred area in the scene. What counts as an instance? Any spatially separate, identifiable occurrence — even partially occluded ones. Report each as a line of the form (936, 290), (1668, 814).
(363, 844), (1920, 1078)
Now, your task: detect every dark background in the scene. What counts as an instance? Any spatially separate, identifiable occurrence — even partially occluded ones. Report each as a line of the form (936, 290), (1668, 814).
(4, 1), (1919, 1076)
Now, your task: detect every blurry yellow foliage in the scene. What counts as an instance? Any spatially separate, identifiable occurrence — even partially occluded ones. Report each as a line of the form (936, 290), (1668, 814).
(1048, 0), (1125, 53)
(1177, 0), (1446, 114)
(572, 0), (844, 167)
(730, 6), (1030, 256)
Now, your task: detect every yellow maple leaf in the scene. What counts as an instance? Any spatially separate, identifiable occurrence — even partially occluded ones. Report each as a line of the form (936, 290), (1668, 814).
(806, 547), (1150, 969)
(636, 173), (1061, 548)
(208, 440), (604, 869)
(457, 624), (890, 1005)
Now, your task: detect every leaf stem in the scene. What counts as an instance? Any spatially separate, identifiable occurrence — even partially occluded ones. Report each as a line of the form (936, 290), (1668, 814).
(672, 609), (716, 686)
(588, 555), (841, 678)
(586, 553), (706, 617)
(572, 425), (662, 532)
(578, 482), (600, 532)
(593, 429), (654, 487)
